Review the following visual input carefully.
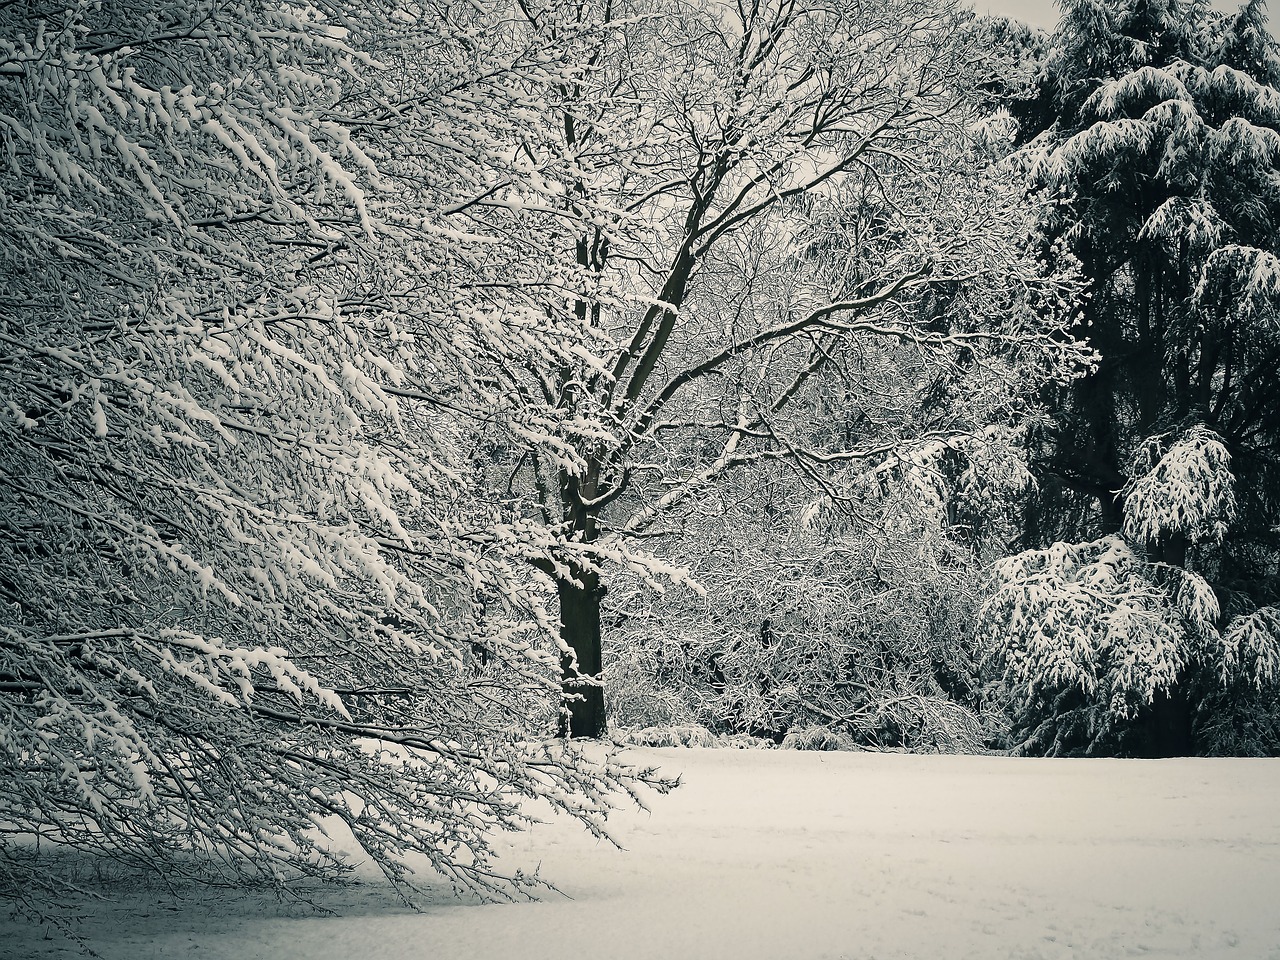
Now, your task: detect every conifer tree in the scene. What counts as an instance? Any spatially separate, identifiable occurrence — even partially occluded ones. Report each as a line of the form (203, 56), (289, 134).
(984, 0), (1280, 755)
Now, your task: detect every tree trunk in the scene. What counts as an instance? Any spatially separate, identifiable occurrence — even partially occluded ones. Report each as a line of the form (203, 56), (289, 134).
(1138, 533), (1194, 757)
(1142, 686), (1194, 757)
(558, 568), (606, 739)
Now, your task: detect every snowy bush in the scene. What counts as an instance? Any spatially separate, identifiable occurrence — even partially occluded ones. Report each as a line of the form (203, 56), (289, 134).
(603, 432), (1035, 754)
(611, 724), (778, 749)
(983, 535), (1212, 753)
(604, 551), (994, 753)
(618, 725), (721, 749)
(780, 726), (861, 751)
(605, 638), (704, 730)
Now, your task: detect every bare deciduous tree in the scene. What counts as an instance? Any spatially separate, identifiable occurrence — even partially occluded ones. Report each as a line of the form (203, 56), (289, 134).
(457, 0), (1085, 736)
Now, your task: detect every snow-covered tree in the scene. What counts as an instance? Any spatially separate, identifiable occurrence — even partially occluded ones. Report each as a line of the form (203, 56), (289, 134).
(0, 0), (668, 911)
(983, 423), (1280, 755)
(467, 0), (1087, 737)
(603, 427), (1032, 752)
(980, 0), (1280, 754)
(595, 144), (1075, 752)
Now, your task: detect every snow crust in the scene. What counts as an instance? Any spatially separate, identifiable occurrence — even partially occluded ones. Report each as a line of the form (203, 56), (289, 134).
(9, 748), (1280, 959)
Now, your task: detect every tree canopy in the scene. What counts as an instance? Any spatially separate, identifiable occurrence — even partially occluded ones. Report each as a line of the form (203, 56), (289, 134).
(0, 0), (669, 909)
(468, 0), (1087, 738)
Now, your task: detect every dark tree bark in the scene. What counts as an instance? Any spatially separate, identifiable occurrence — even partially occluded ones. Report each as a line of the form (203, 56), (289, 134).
(1138, 533), (1194, 757)
(1141, 687), (1194, 758)
(558, 566), (607, 739)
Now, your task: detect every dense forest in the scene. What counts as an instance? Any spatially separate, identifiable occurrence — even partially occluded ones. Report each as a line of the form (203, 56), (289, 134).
(2, 0), (1279, 908)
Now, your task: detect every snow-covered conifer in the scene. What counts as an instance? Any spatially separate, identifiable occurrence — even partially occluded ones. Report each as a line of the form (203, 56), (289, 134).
(983, 424), (1277, 755)
(987, 0), (1280, 754)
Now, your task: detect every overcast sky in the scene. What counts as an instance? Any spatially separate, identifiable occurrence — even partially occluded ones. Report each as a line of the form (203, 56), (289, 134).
(970, 0), (1275, 32)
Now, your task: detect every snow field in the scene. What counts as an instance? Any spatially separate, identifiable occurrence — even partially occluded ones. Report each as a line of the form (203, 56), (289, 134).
(7, 747), (1280, 959)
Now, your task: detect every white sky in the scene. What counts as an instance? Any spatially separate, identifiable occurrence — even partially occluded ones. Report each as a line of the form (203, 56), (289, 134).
(971, 0), (1278, 32)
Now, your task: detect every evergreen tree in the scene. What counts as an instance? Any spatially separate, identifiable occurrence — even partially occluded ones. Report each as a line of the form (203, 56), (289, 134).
(985, 0), (1280, 755)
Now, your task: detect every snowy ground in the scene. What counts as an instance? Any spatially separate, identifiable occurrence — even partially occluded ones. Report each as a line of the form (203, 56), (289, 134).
(7, 748), (1280, 959)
